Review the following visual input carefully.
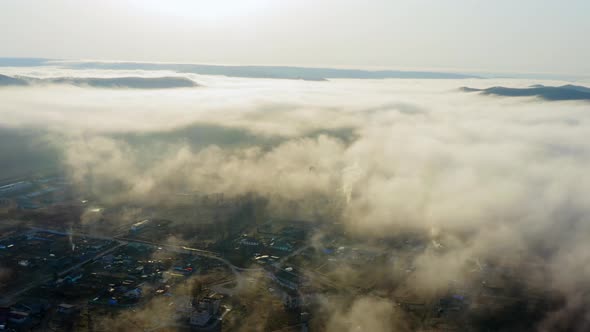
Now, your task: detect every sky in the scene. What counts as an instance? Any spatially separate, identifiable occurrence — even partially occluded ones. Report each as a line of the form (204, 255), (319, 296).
(1, 2), (590, 327)
(1, 0), (589, 75)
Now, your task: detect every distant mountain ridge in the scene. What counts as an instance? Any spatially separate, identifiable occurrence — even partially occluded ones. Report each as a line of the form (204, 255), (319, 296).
(64, 62), (478, 80)
(0, 74), (198, 89)
(461, 84), (590, 101)
(0, 57), (478, 81)
(0, 74), (28, 86)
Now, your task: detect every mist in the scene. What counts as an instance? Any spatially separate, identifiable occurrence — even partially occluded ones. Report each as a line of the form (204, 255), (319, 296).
(1, 67), (590, 330)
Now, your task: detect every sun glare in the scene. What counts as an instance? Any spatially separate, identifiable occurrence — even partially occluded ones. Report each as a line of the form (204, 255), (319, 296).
(131, 0), (273, 20)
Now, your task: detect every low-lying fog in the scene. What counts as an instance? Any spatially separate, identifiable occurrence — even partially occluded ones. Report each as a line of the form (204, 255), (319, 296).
(1, 67), (589, 330)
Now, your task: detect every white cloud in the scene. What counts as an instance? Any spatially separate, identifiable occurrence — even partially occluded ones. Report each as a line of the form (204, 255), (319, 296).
(1, 67), (590, 328)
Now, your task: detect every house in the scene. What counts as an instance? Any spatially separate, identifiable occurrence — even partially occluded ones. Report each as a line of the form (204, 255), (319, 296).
(272, 268), (299, 291)
(130, 219), (150, 232)
(239, 237), (261, 247)
(124, 288), (142, 299)
(102, 254), (115, 264)
(269, 239), (293, 252)
(57, 304), (77, 315)
(280, 226), (306, 240)
(8, 311), (30, 325)
(190, 296), (222, 331)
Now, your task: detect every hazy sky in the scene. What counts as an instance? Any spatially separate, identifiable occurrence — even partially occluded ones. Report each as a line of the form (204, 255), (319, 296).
(1, 0), (589, 75)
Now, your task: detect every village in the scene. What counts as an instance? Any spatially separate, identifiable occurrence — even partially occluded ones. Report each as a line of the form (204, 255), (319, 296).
(0, 176), (558, 331)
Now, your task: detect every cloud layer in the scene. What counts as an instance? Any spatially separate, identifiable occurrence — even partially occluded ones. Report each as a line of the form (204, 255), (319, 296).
(1, 67), (590, 330)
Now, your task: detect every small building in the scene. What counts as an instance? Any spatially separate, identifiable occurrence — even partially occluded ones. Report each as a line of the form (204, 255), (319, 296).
(130, 219), (150, 232)
(269, 239), (293, 252)
(8, 311), (30, 325)
(239, 237), (261, 247)
(57, 304), (77, 315)
(272, 268), (299, 291)
(190, 295), (222, 331)
(102, 254), (115, 264)
(280, 226), (306, 240)
(124, 288), (142, 299)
